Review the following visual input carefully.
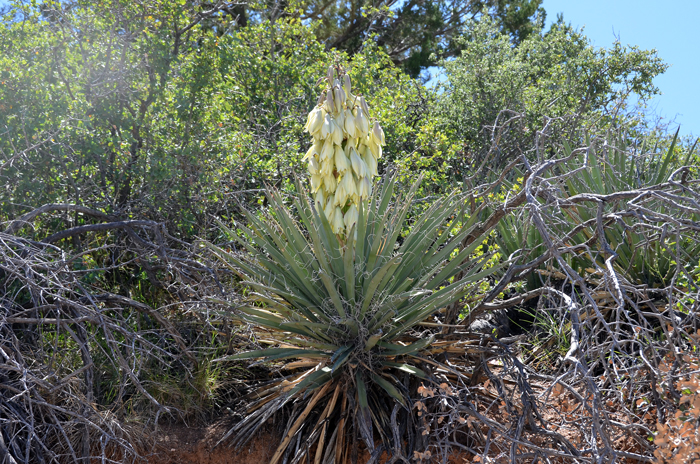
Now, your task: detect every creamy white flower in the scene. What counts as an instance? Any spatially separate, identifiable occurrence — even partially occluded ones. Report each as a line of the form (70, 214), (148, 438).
(331, 207), (345, 234)
(331, 120), (343, 145)
(350, 147), (367, 178)
(323, 173), (337, 193)
(314, 188), (325, 208)
(358, 176), (371, 199)
(343, 74), (352, 97)
(344, 203), (358, 234)
(320, 157), (334, 177)
(305, 107), (323, 135)
(320, 138), (334, 162)
(308, 157), (320, 175)
(367, 137), (381, 159)
(334, 179), (347, 206)
(335, 146), (350, 173)
(344, 109), (356, 138)
(301, 68), (385, 238)
(310, 174), (322, 192)
(302, 141), (318, 162)
(335, 110), (345, 132)
(358, 111), (369, 138)
(323, 195), (335, 220)
(363, 150), (378, 178)
(342, 172), (357, 199)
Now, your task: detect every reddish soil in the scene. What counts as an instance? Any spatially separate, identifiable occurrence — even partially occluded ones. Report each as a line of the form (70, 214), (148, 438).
(145, 422), (277, 464)
(143, 422), (470, 464)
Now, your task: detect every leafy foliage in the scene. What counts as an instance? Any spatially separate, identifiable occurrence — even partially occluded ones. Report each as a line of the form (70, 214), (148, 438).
(434, 15), (668, 174)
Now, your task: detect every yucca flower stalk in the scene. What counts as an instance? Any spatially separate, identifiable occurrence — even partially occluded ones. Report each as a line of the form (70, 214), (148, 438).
(303, 65), (383, 238)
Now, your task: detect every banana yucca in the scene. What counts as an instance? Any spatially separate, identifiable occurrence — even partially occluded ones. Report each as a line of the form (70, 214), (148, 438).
(302, 65), (383, 237)
(204, 173), (498, 464)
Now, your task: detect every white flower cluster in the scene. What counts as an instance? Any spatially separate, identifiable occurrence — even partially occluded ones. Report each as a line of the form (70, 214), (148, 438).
(302, 66), (385, 236)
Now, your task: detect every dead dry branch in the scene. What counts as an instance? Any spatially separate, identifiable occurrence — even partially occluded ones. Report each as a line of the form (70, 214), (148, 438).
(0, 207), (229, 463)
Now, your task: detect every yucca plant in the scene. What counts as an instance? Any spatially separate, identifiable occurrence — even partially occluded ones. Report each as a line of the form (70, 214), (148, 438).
(497, 130), (699, 290)
(563, 130), (700, 287)
(202, 173), (497, 463)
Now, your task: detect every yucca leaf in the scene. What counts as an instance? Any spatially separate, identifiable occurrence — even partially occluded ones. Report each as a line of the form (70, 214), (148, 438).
(367, 290), (430, 331)
(331, 345), (353, 372)
(343, 223), (356, 308)
(376, 336), (434, 356)
(356, 371), (368, 409)
(288, 367), (337, 398)
(318, 270), (347, 320)
(279, 321), (346, 338)
(366, 206), (391, 272)
(654, 126), (679, 185)
(372, 177), (423, 271)
(380, 361), (427, 379)
(360, 254), (403, 317)
(364, 332), (382, 351)
(316, 206), (345, 283)
(270, 190), (320, 274)
(237, 306), (286, 324)
(422, 235), (485, 289)
(242, 281), (320, 322)
(218, 348), (328, 362)
(240, 214), (323, 306)
(355, 201), (367, 284)
(369, 373), (406, 407)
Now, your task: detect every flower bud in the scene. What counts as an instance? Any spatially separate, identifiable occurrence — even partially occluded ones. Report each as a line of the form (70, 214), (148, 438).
(321, 113), (332, 139)
(372, 121), (385, 146)
(333, 86), (345, 113)
(324, 90), (334, 114)
(327, 65), (334, 86)
(331, 120), (343, 145)
(360, 96), (370, 115)
(343, 74), (352, 96)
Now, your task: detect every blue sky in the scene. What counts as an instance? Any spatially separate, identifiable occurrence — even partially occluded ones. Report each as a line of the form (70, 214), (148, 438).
(543, 0), (699, 137)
